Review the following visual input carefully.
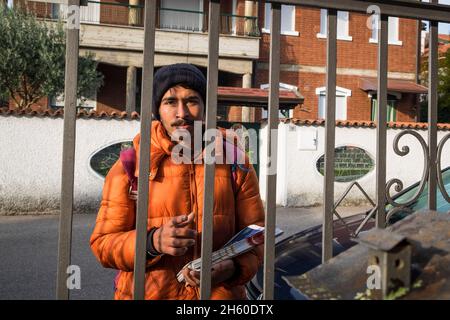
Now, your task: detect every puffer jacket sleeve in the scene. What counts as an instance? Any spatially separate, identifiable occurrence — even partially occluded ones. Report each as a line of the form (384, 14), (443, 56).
(90, 160), (161, 272)
(226, 160), (265, 287)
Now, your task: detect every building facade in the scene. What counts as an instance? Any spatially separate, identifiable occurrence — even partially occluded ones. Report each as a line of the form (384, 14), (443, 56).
(255, 2), (426, 122)
(7, 1), (426, 123)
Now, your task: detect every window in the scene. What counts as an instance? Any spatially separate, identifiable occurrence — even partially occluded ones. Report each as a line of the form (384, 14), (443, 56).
(388, 17), (401, 45)
(260, 83), (298, 118)
(370, 16), (402, 45)
(371, 98), (398, 122)
(50, 93), (97, 111)
(261, 108), (293, 119)
(51, 2), (100, 24)
(160, 0), (203, 32)
(231, 0), (237, 35)
(316, 86), (352, 120)
(316, 146), (375, 182)
(262, 4), (298, 36)
(317, 10), (352, 41)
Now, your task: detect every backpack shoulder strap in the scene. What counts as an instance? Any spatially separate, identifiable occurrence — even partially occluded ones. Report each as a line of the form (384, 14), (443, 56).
(119, 148), (138, 200)
(225, 138), (250, 196)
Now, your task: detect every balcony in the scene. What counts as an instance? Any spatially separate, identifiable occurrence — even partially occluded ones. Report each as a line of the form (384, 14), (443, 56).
(157, 7), (260, 37)
(44, 1), (260, 37)
(38, 0), (260, 71)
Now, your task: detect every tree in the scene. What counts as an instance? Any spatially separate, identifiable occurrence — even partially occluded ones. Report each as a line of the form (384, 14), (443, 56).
(0, 85), (7, 106)
(419, 46), (450, 123)
(0, 4), (103, 110)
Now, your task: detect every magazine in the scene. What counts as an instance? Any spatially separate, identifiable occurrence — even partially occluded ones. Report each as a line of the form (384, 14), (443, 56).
(176, 224), (283, 283)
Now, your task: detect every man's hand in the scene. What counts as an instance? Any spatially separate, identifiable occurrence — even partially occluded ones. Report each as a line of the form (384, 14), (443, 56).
(153, 212), (196, 256)
(182, 259), (236, 287)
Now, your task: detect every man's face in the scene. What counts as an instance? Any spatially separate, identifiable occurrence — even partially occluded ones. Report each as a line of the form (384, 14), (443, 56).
(158, 85), (204, 139)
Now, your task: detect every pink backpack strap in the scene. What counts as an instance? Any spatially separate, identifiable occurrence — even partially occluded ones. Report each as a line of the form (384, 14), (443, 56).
(119, 148), (138, 200)
(225, 137), (249, 196)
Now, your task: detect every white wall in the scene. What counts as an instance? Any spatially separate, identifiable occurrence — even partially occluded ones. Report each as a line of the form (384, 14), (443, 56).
(259, 121), (450, 207)
(1, 114), (449, 214)
(0, 115), (139, 214)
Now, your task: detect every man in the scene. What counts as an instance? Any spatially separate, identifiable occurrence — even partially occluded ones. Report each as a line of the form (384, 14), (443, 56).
(90, 63), (265, 300)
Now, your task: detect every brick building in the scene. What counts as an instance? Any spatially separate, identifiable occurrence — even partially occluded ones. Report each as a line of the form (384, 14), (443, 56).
(6, 1), (426, 122)
(254, 3), (427, 122)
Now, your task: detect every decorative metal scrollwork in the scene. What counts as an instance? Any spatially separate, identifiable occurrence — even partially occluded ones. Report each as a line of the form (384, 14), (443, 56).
(377, 129), (450, 226)
(437, 133), (450, 202)
(385, 206), (414, 224)
(385, 130), (430, 212)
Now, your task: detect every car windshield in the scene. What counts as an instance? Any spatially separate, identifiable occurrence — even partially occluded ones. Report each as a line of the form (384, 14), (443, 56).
(387, 167), (450, 224)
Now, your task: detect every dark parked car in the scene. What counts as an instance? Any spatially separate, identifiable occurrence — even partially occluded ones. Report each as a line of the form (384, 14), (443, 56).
(246, 167), (450, 300)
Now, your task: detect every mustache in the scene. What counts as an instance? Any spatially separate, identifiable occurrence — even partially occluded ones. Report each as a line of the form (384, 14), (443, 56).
(170, 119), (195, 127)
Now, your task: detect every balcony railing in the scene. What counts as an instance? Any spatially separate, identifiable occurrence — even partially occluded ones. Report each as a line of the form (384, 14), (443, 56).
(157, 7), (260, 37)
(45, 1), (260, 37)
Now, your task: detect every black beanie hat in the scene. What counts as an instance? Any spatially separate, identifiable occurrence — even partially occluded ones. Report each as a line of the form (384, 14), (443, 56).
(152, 63), (207, 120)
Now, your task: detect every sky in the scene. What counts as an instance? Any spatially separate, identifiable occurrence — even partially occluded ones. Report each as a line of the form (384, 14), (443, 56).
(424, 0), (450, 35)
(439, 0), (450, 34)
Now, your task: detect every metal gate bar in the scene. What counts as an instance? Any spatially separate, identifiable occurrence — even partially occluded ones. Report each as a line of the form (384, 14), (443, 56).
(427, 0), (439, 211)
(133, 0), (156, 300)
(263, 2), (281, 300)
(322, 8), (337, 263)
(199, 0), (220, 300)
(268, 0), (450, 23)
(376, 14), (388, 229)
(56, 0), (80, 300)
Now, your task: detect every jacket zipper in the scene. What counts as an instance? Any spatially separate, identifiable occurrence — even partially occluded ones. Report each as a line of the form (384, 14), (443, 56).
(189, 164), (199, 260)
(191, 164), (202, 299)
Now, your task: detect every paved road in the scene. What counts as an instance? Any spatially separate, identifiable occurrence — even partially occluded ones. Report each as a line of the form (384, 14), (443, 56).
(0, 206), (369, 300)
(0, 214), (116, 300)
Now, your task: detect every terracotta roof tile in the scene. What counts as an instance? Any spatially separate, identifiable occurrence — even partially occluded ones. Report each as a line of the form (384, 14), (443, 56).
(282, 118), (450, 131)
(2, 108), (449, 130)
(0, 107), (140, 120)
(439, 34), (450, 42)
(422, 35), (450, 57)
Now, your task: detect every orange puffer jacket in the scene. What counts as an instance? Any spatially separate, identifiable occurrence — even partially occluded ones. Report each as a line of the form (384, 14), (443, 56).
(90, 120), (265, 300)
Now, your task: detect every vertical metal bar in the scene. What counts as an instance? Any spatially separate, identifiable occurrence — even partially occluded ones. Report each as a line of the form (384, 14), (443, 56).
(322, 8), (337, 264)
(416, 18), (422, 122)
(133, 0), (156, 300)
(263, 2), (280, 300)
(376, 14), (388, 229)
(428, 0), (438, 210)
(56, 0), (80, 300)
(199, 0), (220, 300)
